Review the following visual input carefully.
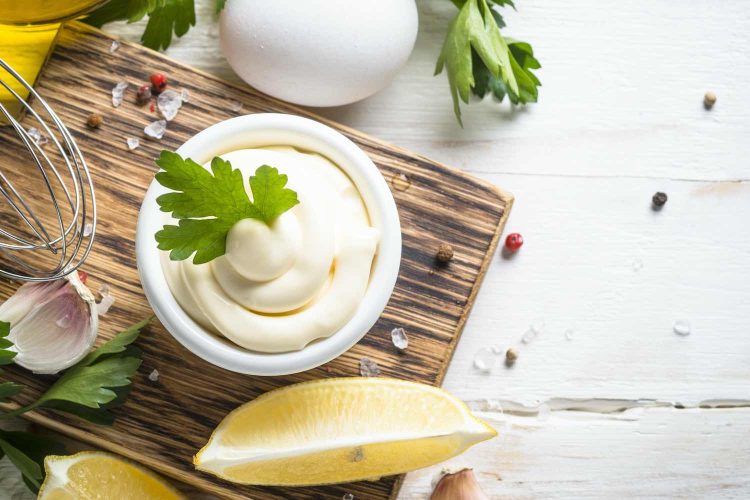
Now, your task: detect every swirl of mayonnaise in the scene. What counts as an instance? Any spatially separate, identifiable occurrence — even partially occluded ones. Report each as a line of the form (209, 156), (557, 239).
(161, 147), (379, 353)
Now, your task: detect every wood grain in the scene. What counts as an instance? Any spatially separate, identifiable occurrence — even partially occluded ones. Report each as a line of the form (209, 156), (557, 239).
(0, 22), (511, 499)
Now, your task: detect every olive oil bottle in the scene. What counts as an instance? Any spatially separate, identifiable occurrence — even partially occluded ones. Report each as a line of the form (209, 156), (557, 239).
(0, 0), (106, 117)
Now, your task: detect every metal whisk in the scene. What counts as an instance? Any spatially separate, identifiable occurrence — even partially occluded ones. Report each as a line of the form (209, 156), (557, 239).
(0, 57), (95, 282)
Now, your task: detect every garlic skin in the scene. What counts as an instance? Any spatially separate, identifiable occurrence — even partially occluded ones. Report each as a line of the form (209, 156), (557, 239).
(430, 468), (490, 500)
(0, 273), (98, 374)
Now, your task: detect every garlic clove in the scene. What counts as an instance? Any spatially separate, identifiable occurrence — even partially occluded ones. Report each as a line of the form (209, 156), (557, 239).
(430, 468), (490, 500)
(0, 279), (66, 326)
(0, 272), (98, 374)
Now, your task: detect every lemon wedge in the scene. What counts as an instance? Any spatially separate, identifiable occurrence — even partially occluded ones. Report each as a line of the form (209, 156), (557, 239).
(38, 452), (184, 500)
(194, 377), (496, 485)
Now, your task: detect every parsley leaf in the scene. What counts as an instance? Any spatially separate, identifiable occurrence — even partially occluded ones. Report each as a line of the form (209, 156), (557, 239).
(0, 430), (65, 492)
(0, 321), (16, 366)
(0, 319), (150, 492)
(436, 0), (541, 124)
(1, 317), (152, 424)
(154, 151), (299, 264)
(215, 0), (227, 15)
(82, 0), (161, 27)
(249, 165), (300, 224)
(142, 0), (196, 51)
(82, 0), (195, 51)
(0, 381), (23, 400)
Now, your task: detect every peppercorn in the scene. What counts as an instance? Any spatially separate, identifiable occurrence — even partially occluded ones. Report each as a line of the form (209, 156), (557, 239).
(149, 72), (168, 94)
(85, 113), (103, 129)
(136, 84), (152, 105)
(652, 191), (668, 209)
(505, 348), (518, 367)
(436, 243), (454, 263)
(703, 91), (717, 109)
(505, 232), (523, 252)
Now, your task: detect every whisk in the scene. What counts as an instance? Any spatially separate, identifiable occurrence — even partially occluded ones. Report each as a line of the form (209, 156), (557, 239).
(0, 57), (95, 282)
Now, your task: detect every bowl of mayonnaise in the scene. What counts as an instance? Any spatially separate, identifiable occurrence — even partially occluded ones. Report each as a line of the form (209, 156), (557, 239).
(136, 113), (401, 375)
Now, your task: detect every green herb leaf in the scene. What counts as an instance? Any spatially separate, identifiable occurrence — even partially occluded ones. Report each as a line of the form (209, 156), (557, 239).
(0, 381), (23, 400)
(82, 0), (195, 51)
(155, 153), (255, 221)
(215, 0), (227, 15)
(78, 316), (152, 366)
(249, 165), (300, 224)
(154, 152), (299, 264)
(0, 321), (16, 366)
(436, 0), (540, 124)
(141, 0), (196, 51)
(82, 0), (162, 27)
(0, 430), (65, 492)
(1, 318), (152, 424)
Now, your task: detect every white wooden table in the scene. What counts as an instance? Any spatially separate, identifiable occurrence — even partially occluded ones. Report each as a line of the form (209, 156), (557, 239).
(4, 0), (750, 498)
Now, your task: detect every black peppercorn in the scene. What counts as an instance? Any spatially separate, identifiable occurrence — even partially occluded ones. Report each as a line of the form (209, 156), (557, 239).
(136, 84), (152, 105)
(652, 191), (668, 209)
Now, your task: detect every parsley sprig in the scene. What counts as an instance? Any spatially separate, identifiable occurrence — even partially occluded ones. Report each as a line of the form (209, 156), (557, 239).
(0, 318), (152, 492)
(83, 0), (199, 51)
(436, 0), (541, 125)
(154, 151), (299, 264)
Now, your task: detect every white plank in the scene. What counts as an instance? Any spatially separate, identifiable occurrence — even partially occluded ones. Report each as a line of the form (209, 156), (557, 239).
(443, 174), (750, 405)
(105, 0), (750, 180)
(400, 407), (750, 499)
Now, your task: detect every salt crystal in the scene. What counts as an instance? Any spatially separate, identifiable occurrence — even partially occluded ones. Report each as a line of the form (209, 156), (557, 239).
(473, 347), (495, 373)
(521, 329), (537, 344)
(126, 137), (139, 150)
(83, 223), (93, 237)
(96, 284), (115, 315)
(484, 398), (502, 411)
(26, 127), (47, 146)
(673, 319), (691, 336)
(564, 328), (574, 341)
(631, 257), (644, 272)
(112, 81), (128, 107)
(148, 369), (160, 382)
(157, 89), (182, 121)
(26, 127), (41, 142)
(229, 99), (243, 113)
(180, 88), (190, 103)
(390, 327), (408, 350)
(144, 119), (167, 139)
(343, 494), (354, 500)
(530, 318), (546, 334)
(109, 40), (121, 53)
(359, 357), (380, 377)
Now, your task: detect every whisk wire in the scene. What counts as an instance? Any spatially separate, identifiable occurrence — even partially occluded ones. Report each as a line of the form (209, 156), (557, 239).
(0, 56), (96, 281)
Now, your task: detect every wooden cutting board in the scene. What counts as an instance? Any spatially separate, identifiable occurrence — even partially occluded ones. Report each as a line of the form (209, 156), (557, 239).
(0, 23), (512, 499)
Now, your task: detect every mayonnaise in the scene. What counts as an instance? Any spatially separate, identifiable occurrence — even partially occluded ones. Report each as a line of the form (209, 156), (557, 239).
(160, 147), (379, 353)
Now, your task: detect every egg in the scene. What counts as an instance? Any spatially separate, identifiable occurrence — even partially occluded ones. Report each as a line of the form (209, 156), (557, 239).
(219, 0), (419, 107)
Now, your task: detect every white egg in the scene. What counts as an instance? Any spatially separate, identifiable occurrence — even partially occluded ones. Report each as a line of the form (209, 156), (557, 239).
(220, 0), (419, 107)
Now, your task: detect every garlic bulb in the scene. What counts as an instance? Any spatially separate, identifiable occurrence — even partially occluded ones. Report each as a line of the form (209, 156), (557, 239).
(0, 272), (98, 374)
(430, 468), (489, 500)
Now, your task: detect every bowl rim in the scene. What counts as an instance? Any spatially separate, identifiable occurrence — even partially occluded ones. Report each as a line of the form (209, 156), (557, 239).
(135, 113), (401, 375)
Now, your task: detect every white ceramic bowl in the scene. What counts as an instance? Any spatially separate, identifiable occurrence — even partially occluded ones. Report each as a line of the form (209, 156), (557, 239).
(135, 113), (401, 375)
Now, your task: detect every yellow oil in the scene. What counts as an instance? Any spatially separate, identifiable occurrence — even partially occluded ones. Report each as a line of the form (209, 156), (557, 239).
(0, 0), (106, 118)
